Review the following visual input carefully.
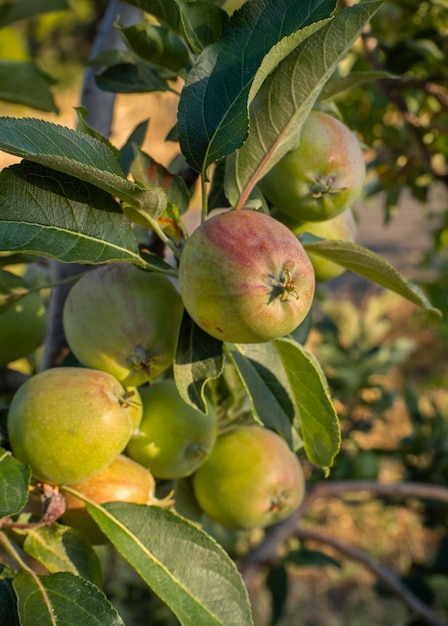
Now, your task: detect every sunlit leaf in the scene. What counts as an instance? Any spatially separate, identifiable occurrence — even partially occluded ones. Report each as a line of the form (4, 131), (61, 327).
(0, 117), (166, 211)
(301, 236), (442, 318)
(225, 0), (384, 208)
(87, 502), (254, 626)
(274, 337), (340, 472)
(178, 0), (337, 173)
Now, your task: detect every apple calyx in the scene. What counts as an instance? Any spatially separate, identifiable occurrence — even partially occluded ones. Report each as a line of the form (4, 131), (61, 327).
(185, 442), (210, 462)
(278, 268), (300, 302)
(310, 174), (348, 198)
(269, 491), (291, 514)
(127, 345), (158, 379)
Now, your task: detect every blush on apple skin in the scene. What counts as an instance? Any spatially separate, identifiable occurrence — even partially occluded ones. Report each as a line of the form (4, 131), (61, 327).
(178, 209), (315, 344)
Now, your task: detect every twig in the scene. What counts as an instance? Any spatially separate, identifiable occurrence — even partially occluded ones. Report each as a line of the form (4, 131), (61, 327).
(239, 481), (448, 624)
(294, 526), (448, 626)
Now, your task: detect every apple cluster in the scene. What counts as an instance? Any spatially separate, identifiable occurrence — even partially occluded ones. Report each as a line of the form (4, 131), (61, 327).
(3, 109), (365, 540)
(5, 252), (311, 539)
(259, 110), (365, 282)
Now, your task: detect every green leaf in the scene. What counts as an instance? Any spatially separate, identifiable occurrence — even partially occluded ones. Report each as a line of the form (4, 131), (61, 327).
(123, 0), (182, 33)
(318, 69), (398, 102)
(226, 343), (300, 449)
(117, 20), (190, 73)
(13, 571), (124, 626)
(174, 311), (225, 413)
(225, 0), (384, 208)
(131, 149), (191, 215)
(0, 161), (143, 265)
(74, 106), (119, 155)
(178, 0), (338, 173)
(23, 525), (103, 587)
(175, 0), (229, 53)
(274, 337), (341, 472)
(95, 60), (175, 94)
(0, 117), (166, 211)
(0, 0), (68, 28)
(0, 62), (58, 113)
(301, 237), (442, 318)
(118, 119), (149, 176)
(86, 502), (254, 626)
(0, 447), (31, 518)
(0, 577), (19, 626)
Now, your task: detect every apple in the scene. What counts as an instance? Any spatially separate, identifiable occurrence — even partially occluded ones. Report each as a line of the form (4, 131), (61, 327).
(125, 380), (218, 479)
(193, 425), (305, 530)
(0, 269), (47, 366)
(7, 367), (136, 485)
(178, 209), (315, 343)
(273, 208), (357, 282)
(62, 264), (184, 387)
(258, 110), (366, 222)
(61, 455), (156, 544)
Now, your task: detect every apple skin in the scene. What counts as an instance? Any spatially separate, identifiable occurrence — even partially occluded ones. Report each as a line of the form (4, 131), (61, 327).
(7, 367), (136, 485)
(193, 425), (305, 530)
(62, 264), (184, 388)
(61, 455), (155, 544)
(126, 380), (218, 479)
(178, 209), (315, 343)
(273, 208), (357, 282)
(0, 269), (47, 366)
(258, 111), (366, 222)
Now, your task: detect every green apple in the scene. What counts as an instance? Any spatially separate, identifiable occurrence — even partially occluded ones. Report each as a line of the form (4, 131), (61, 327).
(178, 209), (315, 343)
(63, 264), (184, 387)
(258, 110), (366, 222)
(61, 455), (156, 544)
(0, 269), (47, 366)
(273, 208), (357, 282)
(193, 425), (305, 530)
(126, 380), (218, 479)
(7, 367), (136, 485)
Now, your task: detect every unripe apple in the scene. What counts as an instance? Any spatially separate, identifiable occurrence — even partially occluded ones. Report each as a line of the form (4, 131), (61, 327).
(126, 380), (218, 479)
(62, 264), (184, 387)
(258, 110), (366, 222)
(0, 269), (47, 366)
(61, 455), (156, 544)
(193, 425), (305, 530)
(7, 367), (136, 485)
(273, 208), (357, 282)
(178, 209), (315, 343)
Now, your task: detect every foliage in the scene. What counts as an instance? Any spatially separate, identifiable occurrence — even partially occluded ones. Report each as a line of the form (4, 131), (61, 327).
(0, 1), (447, 625)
